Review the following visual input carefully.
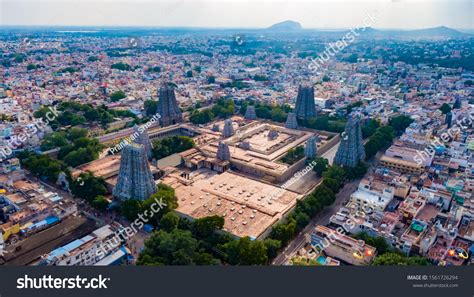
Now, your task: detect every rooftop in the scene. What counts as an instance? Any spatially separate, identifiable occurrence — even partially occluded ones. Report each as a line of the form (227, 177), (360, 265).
(162, 169), (301, 238)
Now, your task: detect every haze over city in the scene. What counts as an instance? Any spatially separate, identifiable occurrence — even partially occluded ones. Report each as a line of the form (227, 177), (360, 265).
(1, 0), (473, 29)
(0, 2), (473, 295)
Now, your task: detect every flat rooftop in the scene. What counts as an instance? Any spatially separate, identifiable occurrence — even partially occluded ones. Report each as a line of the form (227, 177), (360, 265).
(161, 169), (301, 238)
(72, 155), (121, 179)
(73, 154), (158, 180)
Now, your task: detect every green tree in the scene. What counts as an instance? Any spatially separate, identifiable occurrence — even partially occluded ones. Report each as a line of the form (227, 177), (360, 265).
(439, 103), (452, 115)
(70, 172), (107, 202)
(67, 127), (89, 141)
(110, 90), (126, 102)
(322, 177), (340, 193)
(322, 166), (346, 188)
(111, 62), (132, 71)
(144, 100), (158, 116)
(211, 99), (235, 118)
(344, 162), (368, 180)
(92, 195), (110, 211)
(119, 199), (142, 221)
(27, 64), (37, 71)
(270, 219), (297, 245)
(222, 237), (268, 265)
(372, 252), (430, 266)
(192, 215), (225, 239)
(313, 157), (329, 176)
(361, 119), (380, 138)
(70, 115), (86, 126)
(14, 53), (27, 63)
(312, 185), (336, 206)
(152, 136), (195, 160)
(364, 126), (395, 160)
(40, 132), (69, 151)
(263, 239), (282, 259)
(160, 212), (180, 232)
(140, 183), (178, 225)
(190, 109), (214, 125)
(207, 76), (216, 84)
(292, 210), (310, 229)
(147, 66), (161, 73)
(270, 107), (287, 122)
(19, 152), (66, 181)
(281, 146), (305, 165)
(389, 115), (413, 136)
(137, 229), (220, 265)
(353, 232), (391, 255)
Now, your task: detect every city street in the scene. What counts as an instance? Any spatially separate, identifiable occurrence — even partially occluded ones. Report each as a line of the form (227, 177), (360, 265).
(272, 152), (382, 265)
(272, 177), (360, 265)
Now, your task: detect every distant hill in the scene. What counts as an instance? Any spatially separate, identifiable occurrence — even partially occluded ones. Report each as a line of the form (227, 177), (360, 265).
(404, 26), (466, 38)
(267, 20), (302, 31)
(358, 26), (468, 39)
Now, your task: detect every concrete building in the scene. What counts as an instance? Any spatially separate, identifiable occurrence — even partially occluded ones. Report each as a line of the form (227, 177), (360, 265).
(309, 225), (376, 265)
(38, 224), (128, 266)
(349, 179), (395, 212)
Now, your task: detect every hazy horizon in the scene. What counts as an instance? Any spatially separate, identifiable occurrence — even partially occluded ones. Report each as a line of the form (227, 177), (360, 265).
(1, 0), (473, 29)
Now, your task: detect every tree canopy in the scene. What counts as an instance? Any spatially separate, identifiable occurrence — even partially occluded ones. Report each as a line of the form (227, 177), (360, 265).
(372, 252), (430, 266)
(152, 135), (195, 160)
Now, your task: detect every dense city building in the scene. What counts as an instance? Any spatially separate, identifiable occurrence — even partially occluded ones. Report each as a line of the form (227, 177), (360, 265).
(0, 18), (473, 269)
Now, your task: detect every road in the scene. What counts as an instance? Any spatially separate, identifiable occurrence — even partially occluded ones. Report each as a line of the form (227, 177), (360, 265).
(272, 152), (382, 265)
(3, 216), (97, 265)
(321, 142), (340, 165)
(25, 173), (149, 263)
(272, 177), (360, 265)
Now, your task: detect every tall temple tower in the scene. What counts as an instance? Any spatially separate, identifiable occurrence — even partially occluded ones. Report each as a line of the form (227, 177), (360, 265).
(132, 125), (153, 160)
(304, 135), (318, 159)
(222, 119), (235, 138)
(244, 105), (257, 120)
(156, 83), (182, 127)
(268, 128), (279, 140)
(445, 112), (453, 128)
(453, 95), (462, 109)
(334, 115), (365, 168)
(113, 144), (157, 201)
(216, 142), (231, 161)
(285, 112), (298, 129)
(294, 85), (317, 120)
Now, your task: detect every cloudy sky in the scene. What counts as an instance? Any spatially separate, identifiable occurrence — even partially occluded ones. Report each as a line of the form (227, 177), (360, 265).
(1, 0), (473, 29)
